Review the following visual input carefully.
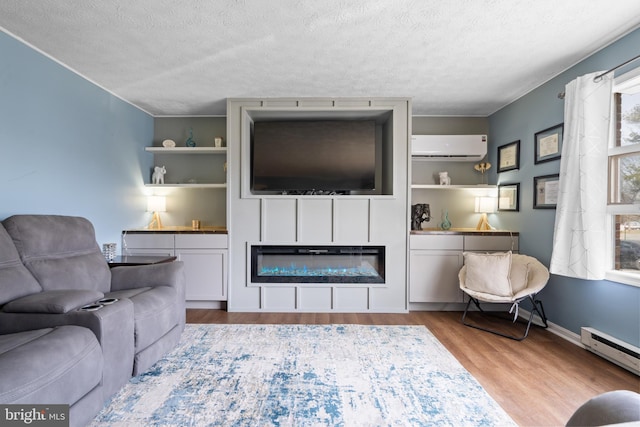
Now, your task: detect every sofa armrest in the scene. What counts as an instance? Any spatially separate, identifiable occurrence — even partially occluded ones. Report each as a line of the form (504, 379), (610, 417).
(109, 261), (185, 293)
(110, 262), (186, 329)
(1, 290), (104, 314)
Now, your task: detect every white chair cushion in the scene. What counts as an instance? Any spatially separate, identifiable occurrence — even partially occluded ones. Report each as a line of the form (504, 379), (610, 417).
(463, 251), (513, 297)
(509, 258), (530, 294)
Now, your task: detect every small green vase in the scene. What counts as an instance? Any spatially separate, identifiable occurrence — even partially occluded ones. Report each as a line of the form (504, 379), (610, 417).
(440, 210), (451, 230)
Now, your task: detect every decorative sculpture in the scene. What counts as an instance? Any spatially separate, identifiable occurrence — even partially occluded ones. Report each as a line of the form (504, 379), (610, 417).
(152, 166), (166, 185)
(439, 171), (451, 185)
(411, 203), (431, 230)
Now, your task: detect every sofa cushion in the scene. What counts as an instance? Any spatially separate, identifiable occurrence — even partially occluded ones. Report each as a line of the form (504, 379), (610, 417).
(3, 215), (111, 293)
(105, 287), (153, 300)
(2, 290), (104, 314)
(0, 224), (42, 305)
(0, 325), (103, 405)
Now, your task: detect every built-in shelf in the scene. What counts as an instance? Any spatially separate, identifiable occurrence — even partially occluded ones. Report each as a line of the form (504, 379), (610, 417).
(145, 147), (227, 154)
(145, 183), (227, 189)
(411, 184), (496, 189)
(145, 145), (227, 188)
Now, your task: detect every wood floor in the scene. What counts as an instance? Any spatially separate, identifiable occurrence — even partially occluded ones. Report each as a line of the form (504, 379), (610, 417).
(186, 309), (639, 426)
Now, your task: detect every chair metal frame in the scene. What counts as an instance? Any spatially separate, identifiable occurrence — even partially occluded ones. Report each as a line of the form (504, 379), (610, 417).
(461, 294), (549, 341)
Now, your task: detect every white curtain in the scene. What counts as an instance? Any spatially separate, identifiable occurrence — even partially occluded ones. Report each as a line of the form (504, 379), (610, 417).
(550, 72), (613, 280)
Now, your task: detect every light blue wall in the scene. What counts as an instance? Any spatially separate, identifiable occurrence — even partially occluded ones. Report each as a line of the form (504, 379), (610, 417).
(488, 28), (640, 346)
(0, 31), (153, 246)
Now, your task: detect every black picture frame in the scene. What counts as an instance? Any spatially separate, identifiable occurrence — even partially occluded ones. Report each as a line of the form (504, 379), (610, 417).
(497, 140), (520, 172)
(534, 123), (563, 164)
(533, 174), (560, 209)
(498, 183), (520, 211)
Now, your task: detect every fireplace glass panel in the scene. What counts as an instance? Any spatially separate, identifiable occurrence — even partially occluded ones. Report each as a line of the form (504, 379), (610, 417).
(251, 245), (385, 283)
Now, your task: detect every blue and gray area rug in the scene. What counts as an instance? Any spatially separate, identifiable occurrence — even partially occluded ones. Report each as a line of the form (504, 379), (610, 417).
(90, 324), (515, 426)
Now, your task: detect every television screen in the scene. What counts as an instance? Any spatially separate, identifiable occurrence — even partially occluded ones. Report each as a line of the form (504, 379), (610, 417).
(251, 120), (376, 192)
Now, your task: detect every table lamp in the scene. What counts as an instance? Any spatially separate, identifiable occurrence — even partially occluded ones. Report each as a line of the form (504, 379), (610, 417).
(147, 195), (166, 229)
(475, 196), (496, 230)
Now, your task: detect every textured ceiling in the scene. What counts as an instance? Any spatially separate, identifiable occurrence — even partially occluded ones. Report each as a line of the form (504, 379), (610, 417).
(1, 1), (640, 117)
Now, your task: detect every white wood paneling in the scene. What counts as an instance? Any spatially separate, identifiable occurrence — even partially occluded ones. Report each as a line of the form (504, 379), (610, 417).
(334, 287), (369, 311)
(334, 198), (370, 242)
(299, 287), (333, 311)
(263, 287), (297, 311)
(262, 198), (297, 242)
(298, 198), (333, 242)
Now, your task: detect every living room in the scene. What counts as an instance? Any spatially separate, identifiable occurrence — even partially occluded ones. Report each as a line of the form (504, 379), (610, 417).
(1, 3), (639, 426)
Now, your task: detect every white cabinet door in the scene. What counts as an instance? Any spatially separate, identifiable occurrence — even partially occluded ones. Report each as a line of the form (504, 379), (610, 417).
(464, 235), (519, 252)
(176, 249), (227, 301)
(410, 250), (464, 302)
(124, 248), (175, 257)
(122, 233), (174, 256)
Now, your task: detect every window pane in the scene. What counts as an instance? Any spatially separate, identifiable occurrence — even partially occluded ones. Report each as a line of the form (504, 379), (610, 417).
(609, 153), (640, 203)
(616, 215), (640, 272)
(620, 92), (640, 147)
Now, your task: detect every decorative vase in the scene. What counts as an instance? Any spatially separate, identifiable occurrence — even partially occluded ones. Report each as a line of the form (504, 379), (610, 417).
(185, 128), (196, 147)
(440, 210), (451, 230)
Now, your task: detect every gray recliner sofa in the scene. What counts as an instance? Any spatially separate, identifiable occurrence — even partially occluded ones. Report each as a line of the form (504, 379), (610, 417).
(0, 214), (186, 424)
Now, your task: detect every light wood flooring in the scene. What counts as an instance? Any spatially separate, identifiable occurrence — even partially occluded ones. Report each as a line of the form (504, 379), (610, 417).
(186, 309), (640, 426)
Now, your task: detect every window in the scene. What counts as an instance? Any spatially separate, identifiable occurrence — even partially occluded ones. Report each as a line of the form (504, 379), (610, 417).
(607, 68), (640, 286)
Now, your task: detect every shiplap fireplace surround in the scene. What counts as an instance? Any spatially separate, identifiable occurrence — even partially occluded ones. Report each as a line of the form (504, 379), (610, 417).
(227, 98), (411, 313)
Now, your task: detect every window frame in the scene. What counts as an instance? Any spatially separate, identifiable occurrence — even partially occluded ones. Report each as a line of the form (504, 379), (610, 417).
(605, 66), (640, 288)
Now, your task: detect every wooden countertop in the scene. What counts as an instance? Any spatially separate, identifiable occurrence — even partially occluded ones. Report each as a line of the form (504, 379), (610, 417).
(411, 228), (518, 236)
(124, 226), (228, 234)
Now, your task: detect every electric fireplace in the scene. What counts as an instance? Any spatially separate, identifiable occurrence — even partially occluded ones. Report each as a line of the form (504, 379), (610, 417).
(251, 245), (385, 284)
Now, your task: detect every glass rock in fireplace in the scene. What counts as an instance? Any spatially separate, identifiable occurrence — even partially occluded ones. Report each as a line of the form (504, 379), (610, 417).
(251, 245), (385, 284)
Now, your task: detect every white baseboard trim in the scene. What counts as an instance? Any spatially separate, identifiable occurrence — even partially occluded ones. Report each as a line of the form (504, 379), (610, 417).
(518, 308), (584, 348)
(186, 300), (226, 309)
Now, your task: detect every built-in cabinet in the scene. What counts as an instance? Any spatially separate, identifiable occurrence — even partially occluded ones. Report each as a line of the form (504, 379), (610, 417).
(122, 232), (228, 305)
(409, 233), (519, 304)
(226, 97), (411, 312)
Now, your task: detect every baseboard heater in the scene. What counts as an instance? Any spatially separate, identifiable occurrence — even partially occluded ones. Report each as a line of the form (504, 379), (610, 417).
(580, 327), (640, 376)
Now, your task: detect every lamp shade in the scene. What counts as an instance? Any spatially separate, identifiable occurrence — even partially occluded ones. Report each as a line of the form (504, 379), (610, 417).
(475, 196), (496, 214)
(146, 196), (166, 212)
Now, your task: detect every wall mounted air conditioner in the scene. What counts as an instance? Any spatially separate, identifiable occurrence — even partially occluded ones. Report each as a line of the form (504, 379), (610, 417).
(411, 135), (487, 161)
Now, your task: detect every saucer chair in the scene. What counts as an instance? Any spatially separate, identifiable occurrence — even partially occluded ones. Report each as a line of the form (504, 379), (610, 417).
(458, 251), (549, 341)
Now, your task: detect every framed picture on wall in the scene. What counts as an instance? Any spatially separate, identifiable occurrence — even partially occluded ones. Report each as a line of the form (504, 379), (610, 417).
(533, 174), (560, 209)
(498, 183), (520, 211)
(497, 140), (520, 172)
(534, 123), (563, 164)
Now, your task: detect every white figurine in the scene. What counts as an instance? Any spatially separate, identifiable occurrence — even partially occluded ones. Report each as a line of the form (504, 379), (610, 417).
(439, 171), (451, 185)
(152, 166), (166, 185)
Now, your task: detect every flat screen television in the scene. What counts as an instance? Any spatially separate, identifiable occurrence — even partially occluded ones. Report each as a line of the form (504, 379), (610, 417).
(251, 120), (376, 193)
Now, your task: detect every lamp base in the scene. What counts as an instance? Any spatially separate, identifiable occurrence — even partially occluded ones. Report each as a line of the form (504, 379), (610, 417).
(148, 212), (163, 229)
(476, 213), (494, 231)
